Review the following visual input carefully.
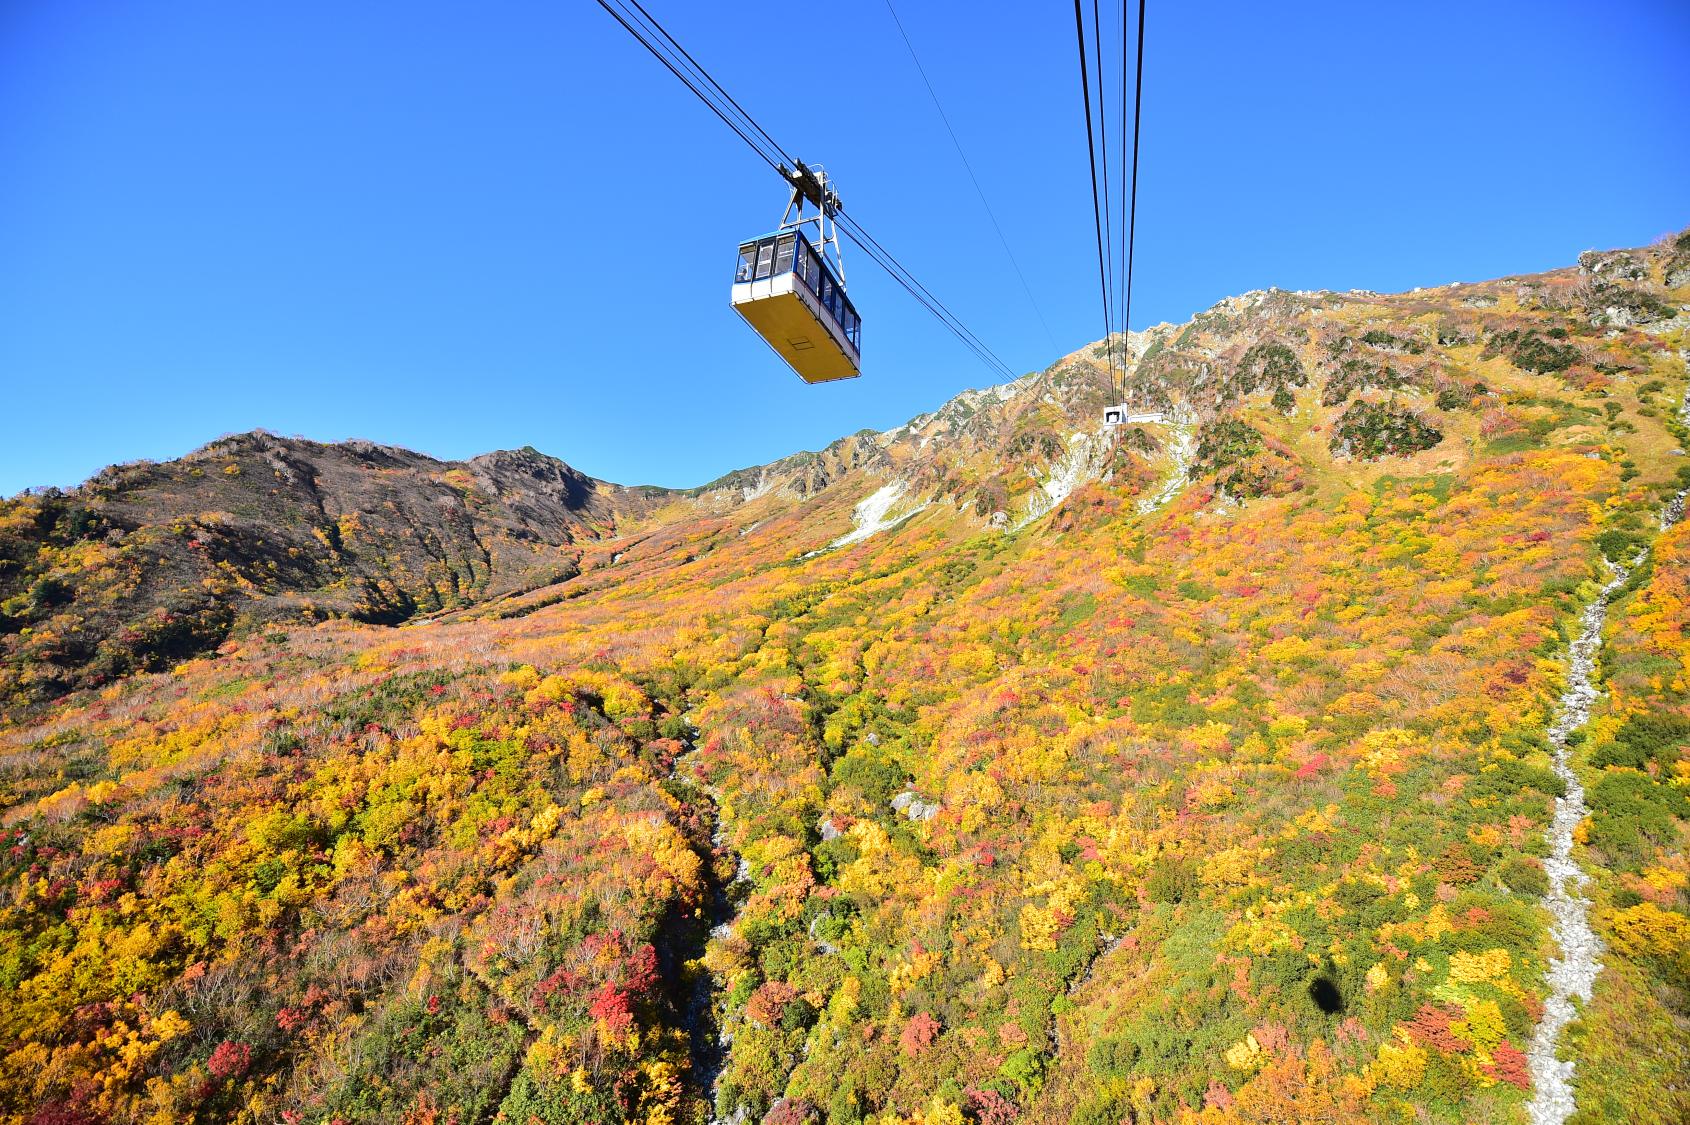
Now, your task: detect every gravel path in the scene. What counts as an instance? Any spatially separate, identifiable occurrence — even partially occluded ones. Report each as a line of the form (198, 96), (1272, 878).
(1524, 561), (1631, 1124)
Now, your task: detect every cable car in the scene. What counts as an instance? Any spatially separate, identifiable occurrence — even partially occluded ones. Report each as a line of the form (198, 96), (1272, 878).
(732, 161), (861, 383)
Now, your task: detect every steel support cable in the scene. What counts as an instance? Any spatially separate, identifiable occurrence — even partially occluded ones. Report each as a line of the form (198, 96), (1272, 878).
(1122, 0), (1147, 351)
(835, 217), (1014, 380)
(1091, 0), (1118, 396)
(882, 0), (1057, 352)
(594, 0), (785, 174)
(619, 0), (794, 168)
(836, 213), (1018, 381)
(1116, 0), (1129, 397)
(834, 215), (1010, 375)
(1072, 0), (1117, 397)
(593, 0), (1022, 383)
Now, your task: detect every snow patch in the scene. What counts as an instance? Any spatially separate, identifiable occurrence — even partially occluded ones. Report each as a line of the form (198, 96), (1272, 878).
(828, 481), (928, 548)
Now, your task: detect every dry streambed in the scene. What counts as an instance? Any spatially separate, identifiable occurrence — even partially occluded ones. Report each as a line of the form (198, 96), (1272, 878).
(1524, 561), (1629, 1125)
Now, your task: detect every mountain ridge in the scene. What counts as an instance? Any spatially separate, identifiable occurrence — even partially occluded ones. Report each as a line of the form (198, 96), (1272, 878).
(6, 233), (1687, 707)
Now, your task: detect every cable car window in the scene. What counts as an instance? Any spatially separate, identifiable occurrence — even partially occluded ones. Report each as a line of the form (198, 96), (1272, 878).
(754, 241), (776, 280)
(818, 271), (832, 307)
(803, 247), (821, 294)
(774, 234), (796, 276)
(736, 245), (757, 282)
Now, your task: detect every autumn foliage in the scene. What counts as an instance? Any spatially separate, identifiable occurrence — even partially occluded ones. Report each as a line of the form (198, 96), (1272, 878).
(2, 235), (1688, 1123)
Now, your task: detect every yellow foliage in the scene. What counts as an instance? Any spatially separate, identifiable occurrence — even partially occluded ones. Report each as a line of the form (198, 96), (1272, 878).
(1191, 777), (1236, 808)
(1357, 727), (1418, 774)
(1447, 948), (1510, 985)
(1227, 912), (1300, 956)
(1604, 901), (1690, 960)
(624, 817), (704, 895)
(1018, 903), (1062, 952)
(1642, 866), (1688, 895)
(947, 643), (997, 677)
(1201, 845), (1267, 889)
(1225, 1032), (1266, 1072)
(500, 664), (542, 691)
(1261, 634), (1317, 663)
(1365, 962), (1390, 994)
(1188, 720), (1234, 752)
(1451, 999), (1506, 1051)
(1374, 1036), (1428, 1090)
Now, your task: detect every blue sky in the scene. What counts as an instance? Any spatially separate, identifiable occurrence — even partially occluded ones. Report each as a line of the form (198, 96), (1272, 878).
(2, 0), (1687, 496)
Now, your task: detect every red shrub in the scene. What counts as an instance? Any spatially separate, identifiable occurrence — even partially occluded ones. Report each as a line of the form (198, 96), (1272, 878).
(963, 1086), (1019, 1124)
(900, 1011), (941, 1058)
(1485, 1040), (1531, 1090)
(1404, 1004), (1467, 1054)
(762, 1098), (819, 1125)
(1295, 753), (1329, 780)
(207, 1039), (252, 1080)
(588, 984), (634, 1038)
(745, 981), (800, 1028)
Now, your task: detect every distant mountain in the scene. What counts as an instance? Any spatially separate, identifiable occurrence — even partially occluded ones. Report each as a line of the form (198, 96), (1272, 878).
(0, 432), (674, 702)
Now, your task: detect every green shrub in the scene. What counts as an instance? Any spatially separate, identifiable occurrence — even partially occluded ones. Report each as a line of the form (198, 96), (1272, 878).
(1595, 528), (1649, 564)
(1499, 855), (1549, 897)
(829, 746), (907, 806)
(1488, 330), (1580, 374)
(1146, 855), (1199, 903)
(1589, 771), (1690, 870)
(1329, 401), (1444, 460)
(1192, 418), (1264, 473)
(1591, 715), (1690, 771)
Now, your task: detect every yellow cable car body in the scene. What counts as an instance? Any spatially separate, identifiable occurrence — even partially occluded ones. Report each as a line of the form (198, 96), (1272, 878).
(732, 229), (861, 383)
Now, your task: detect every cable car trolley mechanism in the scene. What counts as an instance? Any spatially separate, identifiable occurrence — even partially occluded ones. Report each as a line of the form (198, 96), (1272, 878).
(732, 160), (861, 383)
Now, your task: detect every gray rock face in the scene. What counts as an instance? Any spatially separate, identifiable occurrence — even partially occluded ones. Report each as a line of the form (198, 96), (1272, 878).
(1577, 249), (1647, 281)
(891, 790), (940, 822)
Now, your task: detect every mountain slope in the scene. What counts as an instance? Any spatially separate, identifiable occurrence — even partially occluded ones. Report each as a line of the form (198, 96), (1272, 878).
(0, 231), (1687, 1125)
(0, 433), (681, 703)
